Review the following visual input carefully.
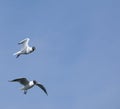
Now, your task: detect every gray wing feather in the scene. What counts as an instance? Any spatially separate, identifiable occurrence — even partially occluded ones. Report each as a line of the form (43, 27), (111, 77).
(18, 38), (30, 50)
(36, 83), (48, 95)
(18, 38), (30, 45)
(9, 78), (29, 86)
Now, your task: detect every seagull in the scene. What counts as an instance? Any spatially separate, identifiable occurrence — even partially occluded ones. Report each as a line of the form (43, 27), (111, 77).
(13, 38), (36, 58)
(9, 78), (48, 95)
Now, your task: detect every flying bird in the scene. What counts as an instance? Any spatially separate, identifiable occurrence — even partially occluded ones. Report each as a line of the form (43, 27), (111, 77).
(9, 78), (48, 95)
(13, 38), (36, 58)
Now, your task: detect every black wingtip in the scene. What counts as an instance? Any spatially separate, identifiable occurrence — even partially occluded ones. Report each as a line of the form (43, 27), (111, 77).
(45, 91), (48, 96)
(43, 89), (48, 96)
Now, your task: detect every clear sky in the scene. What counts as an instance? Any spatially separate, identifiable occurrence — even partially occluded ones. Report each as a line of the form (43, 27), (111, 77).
(0, 0), (120, 109)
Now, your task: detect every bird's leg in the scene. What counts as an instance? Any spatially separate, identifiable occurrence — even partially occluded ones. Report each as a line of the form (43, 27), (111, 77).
(24, 90), (27, 94)
(16, 54), (20, 58)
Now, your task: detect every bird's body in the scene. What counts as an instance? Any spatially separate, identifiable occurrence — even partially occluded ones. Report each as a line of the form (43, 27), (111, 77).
(21, 81), (35, 90)
(13, 38), (36, 58)
(9, 78), (48, 95)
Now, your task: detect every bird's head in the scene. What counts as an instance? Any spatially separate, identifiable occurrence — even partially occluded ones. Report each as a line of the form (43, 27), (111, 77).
(33, 80), (37, 85)
(32, 46), (36, 51)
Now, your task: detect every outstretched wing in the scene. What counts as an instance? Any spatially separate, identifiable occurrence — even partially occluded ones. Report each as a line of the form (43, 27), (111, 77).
(18, 38), (30, 50)
(9, 78), (29, 86)
(36, 83), (48, 95)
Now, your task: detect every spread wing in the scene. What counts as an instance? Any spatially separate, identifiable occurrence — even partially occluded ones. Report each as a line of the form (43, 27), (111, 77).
(36, 83), (48, 95)
(18, 38), (30, 50)
(9, 78), (29, 86)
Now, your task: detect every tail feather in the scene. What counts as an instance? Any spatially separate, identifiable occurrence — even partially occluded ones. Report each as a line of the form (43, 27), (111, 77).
(13, 51), (21, 58)
(13, 53), (17, 56)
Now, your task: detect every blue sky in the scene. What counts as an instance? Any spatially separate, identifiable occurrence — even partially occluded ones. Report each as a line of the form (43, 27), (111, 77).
(0, 0), (120, 109)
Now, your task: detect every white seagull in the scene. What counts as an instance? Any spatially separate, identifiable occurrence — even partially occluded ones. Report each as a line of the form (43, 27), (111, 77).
(9, 78), (48, 95)
(13, 38), (36, 58)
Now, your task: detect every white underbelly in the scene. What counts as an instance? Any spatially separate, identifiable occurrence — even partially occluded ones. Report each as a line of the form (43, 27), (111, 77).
(21, 85), (34, 90)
